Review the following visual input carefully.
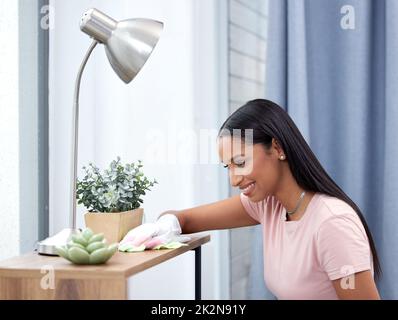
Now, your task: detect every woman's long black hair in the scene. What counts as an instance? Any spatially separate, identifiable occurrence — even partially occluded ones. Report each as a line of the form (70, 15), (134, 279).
(218, 99), (381, 280)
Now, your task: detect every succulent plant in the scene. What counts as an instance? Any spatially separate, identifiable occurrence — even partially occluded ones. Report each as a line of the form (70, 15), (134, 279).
(56, 228), (118, 265)
(76, 157), (157, 213)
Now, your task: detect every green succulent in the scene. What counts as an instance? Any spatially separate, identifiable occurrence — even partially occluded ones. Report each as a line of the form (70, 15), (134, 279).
(56, 228), (118, 265)
(76, 157), (157, 213)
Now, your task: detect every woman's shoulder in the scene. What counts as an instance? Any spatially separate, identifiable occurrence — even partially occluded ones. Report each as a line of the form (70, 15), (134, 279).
(315, 193), (356, 216)
(311, 193), (364, 231)
(312, 194), (371, 265)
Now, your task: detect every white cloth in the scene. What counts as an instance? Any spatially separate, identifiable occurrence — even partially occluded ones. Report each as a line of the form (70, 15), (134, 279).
(119, 214), (191, 250)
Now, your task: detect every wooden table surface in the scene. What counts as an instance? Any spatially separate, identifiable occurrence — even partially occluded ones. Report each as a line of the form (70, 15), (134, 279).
(0, 234), (210, 299)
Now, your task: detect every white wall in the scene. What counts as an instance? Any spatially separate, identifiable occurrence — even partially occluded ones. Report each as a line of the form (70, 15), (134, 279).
(0, 0), (44, 260)
(0, 0), (20, 260)
(49, 0), (229, 299)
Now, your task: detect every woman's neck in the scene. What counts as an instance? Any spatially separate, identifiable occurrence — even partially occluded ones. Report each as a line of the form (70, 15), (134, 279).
(273, 170), (315, 221)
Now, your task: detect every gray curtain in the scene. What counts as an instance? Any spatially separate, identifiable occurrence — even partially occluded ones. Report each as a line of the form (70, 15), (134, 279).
(248, 0), (398, 299)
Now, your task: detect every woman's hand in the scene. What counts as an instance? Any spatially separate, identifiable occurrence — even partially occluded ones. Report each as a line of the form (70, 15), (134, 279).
(119, 213), (190, 249)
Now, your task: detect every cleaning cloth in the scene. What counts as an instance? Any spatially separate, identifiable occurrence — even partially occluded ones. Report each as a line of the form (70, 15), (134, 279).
(118, 230), (191, 253)
(118, 214), (191, 253)
(118, 241), (188, 252)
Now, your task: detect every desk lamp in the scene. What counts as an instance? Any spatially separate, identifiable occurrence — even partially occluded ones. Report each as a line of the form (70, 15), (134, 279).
(37, 8), (163, 255)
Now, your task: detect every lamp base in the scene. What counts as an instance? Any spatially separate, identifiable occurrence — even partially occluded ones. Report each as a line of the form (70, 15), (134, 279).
(37, 228), (80, 256)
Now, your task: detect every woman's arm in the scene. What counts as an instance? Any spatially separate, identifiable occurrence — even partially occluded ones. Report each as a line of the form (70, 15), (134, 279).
(332, 270), (381, 299)
(159, 194), (260, 234)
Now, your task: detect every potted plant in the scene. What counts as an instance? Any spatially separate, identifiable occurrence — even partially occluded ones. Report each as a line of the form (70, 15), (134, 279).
(76, 157), (157, 243)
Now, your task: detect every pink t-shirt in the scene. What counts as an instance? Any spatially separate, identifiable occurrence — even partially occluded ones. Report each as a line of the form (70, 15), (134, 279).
(240, 192), (374, 300)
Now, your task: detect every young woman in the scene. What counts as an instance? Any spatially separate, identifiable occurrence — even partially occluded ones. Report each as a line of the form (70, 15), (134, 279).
(121, 99), (381, 300)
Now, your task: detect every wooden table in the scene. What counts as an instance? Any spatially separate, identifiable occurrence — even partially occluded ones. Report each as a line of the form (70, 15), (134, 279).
(0, 235), (210, 300)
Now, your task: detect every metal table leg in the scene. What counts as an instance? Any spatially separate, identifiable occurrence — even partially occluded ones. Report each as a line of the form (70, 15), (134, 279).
(193, 246), (201, 300)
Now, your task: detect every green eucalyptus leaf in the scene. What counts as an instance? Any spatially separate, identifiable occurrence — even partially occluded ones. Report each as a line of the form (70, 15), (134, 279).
(76, 158), (157, 212)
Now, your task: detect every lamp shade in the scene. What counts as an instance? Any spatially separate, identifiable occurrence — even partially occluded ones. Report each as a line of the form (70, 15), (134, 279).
(80, 8), (163, 83)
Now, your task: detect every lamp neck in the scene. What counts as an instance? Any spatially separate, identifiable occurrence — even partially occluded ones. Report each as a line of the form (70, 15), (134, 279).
(71, 40), (98, 229)
(80, 8), (117, 43)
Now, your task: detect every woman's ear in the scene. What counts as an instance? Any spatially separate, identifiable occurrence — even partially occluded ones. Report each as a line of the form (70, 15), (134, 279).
(271, 138), (285, 156)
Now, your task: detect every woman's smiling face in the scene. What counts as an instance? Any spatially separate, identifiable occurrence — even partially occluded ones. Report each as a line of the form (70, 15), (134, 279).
(218, 135), (284, 202)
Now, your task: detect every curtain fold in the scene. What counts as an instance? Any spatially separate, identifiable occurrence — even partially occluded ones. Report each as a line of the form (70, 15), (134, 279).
(248, 0), (398, 299)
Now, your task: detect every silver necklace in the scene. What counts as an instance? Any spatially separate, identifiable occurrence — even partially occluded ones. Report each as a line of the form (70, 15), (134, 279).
(286, 191), (306, 215)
